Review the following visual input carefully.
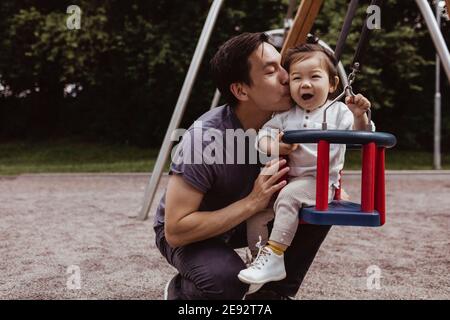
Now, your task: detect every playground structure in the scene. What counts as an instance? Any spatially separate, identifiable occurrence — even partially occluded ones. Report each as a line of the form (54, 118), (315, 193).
(1, 1), (450, 302)
(138, 0), (450, 221)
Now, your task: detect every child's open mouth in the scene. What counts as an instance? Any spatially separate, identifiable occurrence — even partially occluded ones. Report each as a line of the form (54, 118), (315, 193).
(301, 93), (314, 101)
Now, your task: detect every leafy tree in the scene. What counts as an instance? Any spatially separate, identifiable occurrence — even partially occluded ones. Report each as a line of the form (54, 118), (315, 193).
(0, 0), (448, 151)
(313, 0), (450, 150)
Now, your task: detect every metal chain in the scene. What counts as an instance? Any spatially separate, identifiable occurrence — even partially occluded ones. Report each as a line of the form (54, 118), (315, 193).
(322, 62), (372, 131)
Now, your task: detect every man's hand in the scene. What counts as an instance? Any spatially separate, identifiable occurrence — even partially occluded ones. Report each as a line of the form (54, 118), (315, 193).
(247, 158), (290, 213)
(165, 160), (288, 247)
(345, 93), (371, 118)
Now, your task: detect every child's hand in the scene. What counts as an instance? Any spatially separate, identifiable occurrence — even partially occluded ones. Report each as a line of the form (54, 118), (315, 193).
(276, 132), (299, 155)
(345, 93), (371, 118)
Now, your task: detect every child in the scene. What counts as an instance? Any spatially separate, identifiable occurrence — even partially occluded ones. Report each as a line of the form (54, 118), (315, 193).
(238, 43), (372, 289)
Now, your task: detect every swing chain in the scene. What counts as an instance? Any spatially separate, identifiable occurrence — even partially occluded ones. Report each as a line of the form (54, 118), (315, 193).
(322, 62), (372, 131)
(345, 62), (359, 96)
(347, 62), (359, 85)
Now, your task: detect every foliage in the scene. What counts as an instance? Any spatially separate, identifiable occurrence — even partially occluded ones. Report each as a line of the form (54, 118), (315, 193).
(0, 0), (448, 151)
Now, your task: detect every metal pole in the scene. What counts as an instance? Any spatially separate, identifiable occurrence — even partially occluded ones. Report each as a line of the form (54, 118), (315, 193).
(416, 0), (450, 82)
(286, 0), (297, 21)
(434, 1), (442, 169)
(209, 88), (221, 110)
(334, 0), (360, 63)
(138, 0), (225, 220)
(284, 0), (297, 30)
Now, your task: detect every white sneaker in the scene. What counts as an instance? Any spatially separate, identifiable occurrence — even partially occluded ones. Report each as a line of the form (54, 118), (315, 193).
(247, 283), (264, 295)
(238, 246), (286, 285)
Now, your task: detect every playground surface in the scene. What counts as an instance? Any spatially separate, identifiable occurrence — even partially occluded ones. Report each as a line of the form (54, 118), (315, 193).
(0, 172), (449, 299)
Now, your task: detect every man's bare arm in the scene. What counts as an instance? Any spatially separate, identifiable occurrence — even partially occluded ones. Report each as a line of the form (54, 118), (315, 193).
(164, 158), (289, 247)
(165, 175), (258, 247)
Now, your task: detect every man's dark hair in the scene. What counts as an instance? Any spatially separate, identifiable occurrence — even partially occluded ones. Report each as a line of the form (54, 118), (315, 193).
(210, 32), (270, 107)
(283, 43), (339, 89)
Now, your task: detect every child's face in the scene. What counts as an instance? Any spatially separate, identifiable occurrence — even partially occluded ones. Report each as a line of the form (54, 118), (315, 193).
(289, 52), (338, 111)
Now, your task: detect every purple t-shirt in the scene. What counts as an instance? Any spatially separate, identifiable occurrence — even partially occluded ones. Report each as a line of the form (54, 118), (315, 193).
(154, 105), (262, 229)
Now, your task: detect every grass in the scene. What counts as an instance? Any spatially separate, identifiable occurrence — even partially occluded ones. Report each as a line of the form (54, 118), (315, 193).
(345, 149), (450, 170)
(0, 141), (158, 176)
(0, 141), (449, 175)
(344, 149), (450, 170)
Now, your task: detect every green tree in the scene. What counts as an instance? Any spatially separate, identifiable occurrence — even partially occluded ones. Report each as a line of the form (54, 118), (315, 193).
(313, 0), (450, 149)
(0, 0), (448, 151)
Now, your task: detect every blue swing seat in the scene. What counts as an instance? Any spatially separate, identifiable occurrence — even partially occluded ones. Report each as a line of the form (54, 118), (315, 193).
(300, 200), (381, 227)
(283, 129), (396, 227)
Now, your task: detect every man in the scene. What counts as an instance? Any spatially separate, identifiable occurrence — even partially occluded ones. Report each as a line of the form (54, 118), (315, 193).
(154, 32), (365, 300)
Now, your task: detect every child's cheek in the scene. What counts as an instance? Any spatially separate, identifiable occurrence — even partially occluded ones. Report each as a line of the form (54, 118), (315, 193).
(290, 96), (297, 106)
(290, 83), (300, 99)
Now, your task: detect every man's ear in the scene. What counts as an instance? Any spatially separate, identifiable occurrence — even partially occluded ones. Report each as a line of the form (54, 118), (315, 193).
(230, 83), (249, 102)
(329, 76), (340, 93)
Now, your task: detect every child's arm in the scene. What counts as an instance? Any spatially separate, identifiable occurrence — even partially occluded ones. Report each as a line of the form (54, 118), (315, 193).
(258, 132), (299, 156)
(258, 135), (275, 155)
(344, 94), (371, 130)
(256, 112), (299, 156)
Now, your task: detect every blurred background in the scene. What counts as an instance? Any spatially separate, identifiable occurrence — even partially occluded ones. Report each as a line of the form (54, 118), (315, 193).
(0, 0), (449, 174)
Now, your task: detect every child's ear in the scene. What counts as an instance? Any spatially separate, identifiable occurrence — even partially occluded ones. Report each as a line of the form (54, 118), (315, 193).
(230, 83), (249, 102)
(329, 76), (340, 93)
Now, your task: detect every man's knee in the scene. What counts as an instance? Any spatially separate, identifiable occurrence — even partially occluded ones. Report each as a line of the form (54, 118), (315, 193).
(182, 248), (248, 300)
(195, 261), (248, 300)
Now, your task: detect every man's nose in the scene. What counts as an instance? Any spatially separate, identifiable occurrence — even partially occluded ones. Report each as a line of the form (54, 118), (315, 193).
(279, 66), (289, 85)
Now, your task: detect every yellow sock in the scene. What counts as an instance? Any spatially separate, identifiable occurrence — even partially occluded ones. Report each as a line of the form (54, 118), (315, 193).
(267, 241), (285, 255)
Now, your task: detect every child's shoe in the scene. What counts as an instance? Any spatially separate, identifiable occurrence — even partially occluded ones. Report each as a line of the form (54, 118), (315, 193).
(238, 246), (286, 285)
(246, 283), (263, 295)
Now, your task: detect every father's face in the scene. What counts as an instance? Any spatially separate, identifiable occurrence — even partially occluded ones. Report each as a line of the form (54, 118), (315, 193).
(245, 43), (291, 112)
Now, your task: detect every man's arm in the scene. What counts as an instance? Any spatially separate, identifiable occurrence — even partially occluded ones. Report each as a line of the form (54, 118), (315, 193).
(164, 158), (289, 247)
(165, 175), (258, 247)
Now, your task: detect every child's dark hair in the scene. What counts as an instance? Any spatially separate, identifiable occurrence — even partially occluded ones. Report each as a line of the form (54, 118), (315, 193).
(283, 43), (339, 89)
